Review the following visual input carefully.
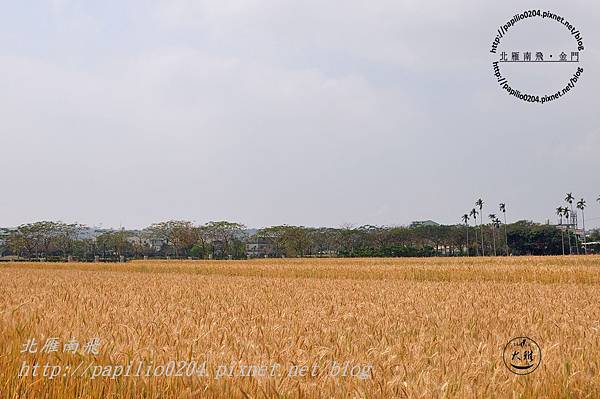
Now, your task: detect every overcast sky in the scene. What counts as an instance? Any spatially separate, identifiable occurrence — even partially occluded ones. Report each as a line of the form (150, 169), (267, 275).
(1, 0), (598, 229)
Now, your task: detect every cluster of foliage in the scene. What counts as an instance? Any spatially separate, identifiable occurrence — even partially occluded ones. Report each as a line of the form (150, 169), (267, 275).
(0, 222), (86, 261)
(0, 221), (246, 261)
(1, 219), (596, 261)
(257, 222), (595, 257)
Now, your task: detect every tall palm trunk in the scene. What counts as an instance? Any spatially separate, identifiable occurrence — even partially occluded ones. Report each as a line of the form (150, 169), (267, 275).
(466, 224), (469, 256)
(503, 213), (509, 256)
(492, 228), (497, 256)
(559, 213), (565, 255)
(473, 226), (479, 256)
(570, 204), (580, 255)
(480, 214), (485, 256)
(566, 223), (572, 255)
(582, 210), (587, 255)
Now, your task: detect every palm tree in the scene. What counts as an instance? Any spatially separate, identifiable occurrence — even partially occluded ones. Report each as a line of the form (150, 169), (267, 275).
(565, 192), (574, 204)
(563, 207), (572, 255)
(488, 214), (498, 256)
(577, 199), (587, 255)
(462, 214), (470, 256)
(556, 206), (565, 255)
(565, 193), (578, 254)
(499, 203), (509, 256)
(493, 217), (502, 256)
(470, 208), (479, 256)
(475, 199), (485, 256)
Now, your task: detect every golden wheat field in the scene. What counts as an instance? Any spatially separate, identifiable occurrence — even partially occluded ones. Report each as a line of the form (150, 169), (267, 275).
(1, 257), (600, 398)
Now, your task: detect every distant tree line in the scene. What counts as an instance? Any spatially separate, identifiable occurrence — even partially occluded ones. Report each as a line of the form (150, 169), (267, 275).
(460, 195), (600, 257)
(0, 220), (246, 261)
(1, 219), (598, 261)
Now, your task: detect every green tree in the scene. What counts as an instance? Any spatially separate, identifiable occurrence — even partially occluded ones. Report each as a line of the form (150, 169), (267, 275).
(469, 208), (479, 256)
(257, 225), (290, 257)
(203, 221), (246, 259)
(577, 198), (587, 255)
(147, 220), (197, 257)
(461, 214), (470, 256)
(5, 221), (75, 259)
(565, 193), (578, 254)
(475, 199), (485, 256)
(55, 223), (86, 258)
(499, 203), (509, 255)
(96, 230), (131, 258)
(562, 207), (572, 255)
(556, 206), (565, 255)
(507, 221), (563, 255)
(488, 214), (497, 256)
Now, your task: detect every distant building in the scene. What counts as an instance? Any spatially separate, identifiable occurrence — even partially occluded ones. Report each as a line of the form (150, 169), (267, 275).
(410, 220), (440, 228)
(147, 238), (165, 252)
(78, 227), (112, 240)
(245, 237), (274, 258)
(555, 224), (585, 238)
